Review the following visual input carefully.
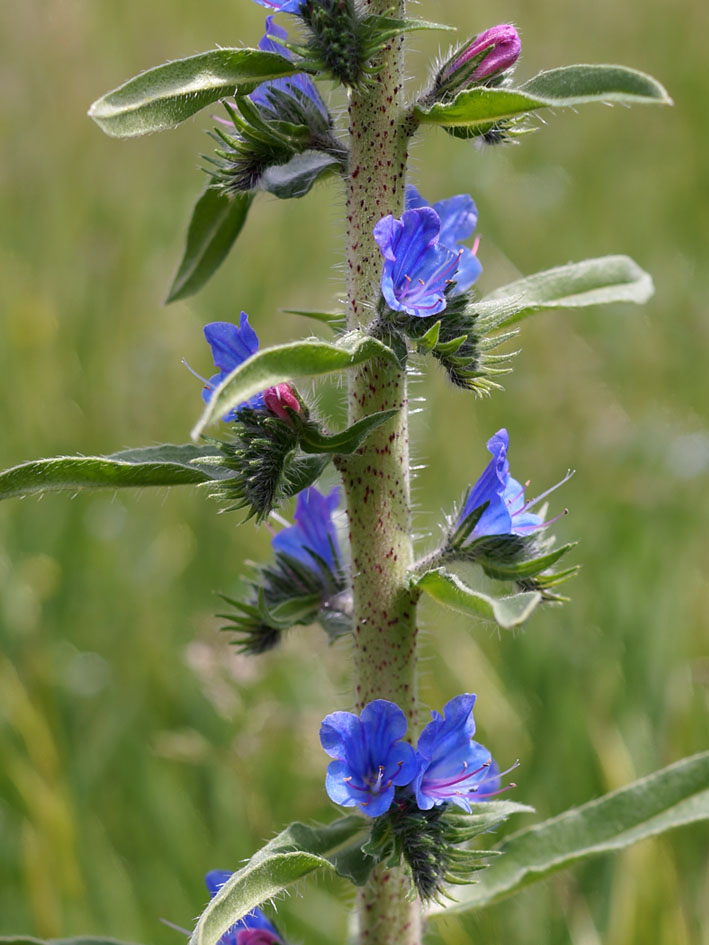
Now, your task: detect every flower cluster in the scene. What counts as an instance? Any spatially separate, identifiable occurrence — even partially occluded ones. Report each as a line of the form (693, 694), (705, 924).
(199, 312), (300, 423)
(443, 428), (577, 598)
(208, 18), (343, 196)
(205, 870), (284, 945)
(219, 485), (351, 653)
(320, 694), (501, 818)
(453, 427), (572, 544)
(373, 186), (481, 319)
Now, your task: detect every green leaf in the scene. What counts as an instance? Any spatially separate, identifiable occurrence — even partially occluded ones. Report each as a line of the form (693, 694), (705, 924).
(166, 189), (253, 303)
(476, 256), (654, 331)
(298, 409), (398, 455)
(189, 818), (373, 945)
(192, 331), (398, 439)
(428, 750), (709, 918)
(414, 568), (541, 629)
(89, 49), (302, 137)
(0, 444), (227, 501)
(521, 64), (672, 104)
(415, 63), (671, 130)
(259, 151), (342, 199)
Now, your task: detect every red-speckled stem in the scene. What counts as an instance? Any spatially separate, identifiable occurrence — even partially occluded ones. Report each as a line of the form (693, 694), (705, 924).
(339, 0), (421, 941)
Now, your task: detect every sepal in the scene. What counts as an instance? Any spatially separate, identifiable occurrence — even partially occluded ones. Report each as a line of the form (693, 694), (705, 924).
(202, 411), (330, 522)
(447, 519), (579, 601)
(294, 1), (452, 88)
(201, 406), (398, 521)
(364, 794), (532, 903)
(207, 93), (345, 197)
(375, 293), (516, 396)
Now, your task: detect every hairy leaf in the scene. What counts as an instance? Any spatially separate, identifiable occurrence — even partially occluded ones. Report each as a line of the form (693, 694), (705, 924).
(189, 818), (373, 945)
(476, 256), (654, 330)
(427, 750), (709, 917)
(167, 189), (253, 303)
(0, 445), (227, 501)
(89, 49), (301, 137)
(414, 568), (541, 629)
(416, 63), (671, 130)
(192, 332), (398, 438)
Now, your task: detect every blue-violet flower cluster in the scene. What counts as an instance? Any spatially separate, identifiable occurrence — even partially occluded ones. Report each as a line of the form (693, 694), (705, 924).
(457, 428), (572, 541)
(272, 485), (342, 574)
(200, 313), (300, 422)
(251, 16), (327, 117)
(251, 0), (304, 16)
(320, 694), (500, 817)
(373, 187), (481, 318)
(205, 870), (284, 945)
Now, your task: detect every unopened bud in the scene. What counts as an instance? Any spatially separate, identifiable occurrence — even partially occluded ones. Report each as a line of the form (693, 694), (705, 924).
(439, 24), (521, 92)
(263, 383), (301, 421)
(236, 931), (283, 945)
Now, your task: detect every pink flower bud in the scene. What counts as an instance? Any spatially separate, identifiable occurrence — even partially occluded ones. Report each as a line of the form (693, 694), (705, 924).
(236, 931), (283, 945)
(263, 383), (300, 421)
(443, 24), (521, 85)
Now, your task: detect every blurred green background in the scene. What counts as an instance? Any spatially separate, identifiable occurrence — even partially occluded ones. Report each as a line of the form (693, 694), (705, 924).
(1, 0), (707, 942)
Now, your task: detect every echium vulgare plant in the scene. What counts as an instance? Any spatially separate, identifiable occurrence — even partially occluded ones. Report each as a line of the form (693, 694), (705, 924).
(2, 3), (708, 945)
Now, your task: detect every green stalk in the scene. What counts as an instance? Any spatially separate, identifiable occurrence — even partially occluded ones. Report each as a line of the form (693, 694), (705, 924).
(339, 2), (421, 942)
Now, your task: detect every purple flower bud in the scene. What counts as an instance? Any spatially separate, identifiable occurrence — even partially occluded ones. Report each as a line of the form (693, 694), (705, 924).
(236, 932), (283, 945)
(442, 24), (521, 87)
(263, 383), (301, 421)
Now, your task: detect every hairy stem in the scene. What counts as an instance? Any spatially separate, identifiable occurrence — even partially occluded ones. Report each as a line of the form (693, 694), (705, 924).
(340, 2), (421, 942)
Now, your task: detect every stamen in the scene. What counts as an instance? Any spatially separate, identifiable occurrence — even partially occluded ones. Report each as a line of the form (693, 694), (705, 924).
(518, 469), (575, 515)
(182, 358), (213, 388)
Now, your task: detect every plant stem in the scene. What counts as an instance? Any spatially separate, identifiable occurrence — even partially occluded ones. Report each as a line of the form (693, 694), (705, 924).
(340, 2), (421, 942)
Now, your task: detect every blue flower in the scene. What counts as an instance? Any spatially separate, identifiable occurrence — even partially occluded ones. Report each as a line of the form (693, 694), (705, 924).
(250, 17), (327, 117)
(413, 694), (500, 812)
(202, 313), (263, 420)
(271, 486), (341, 573)
(373, 207), (462, 318)
(405, 185), (482, 293)
(251, 0), (304, 14)
(459, 428), (571, 540)
(205, 870), (283, 945)
(320, 700), (417, 817)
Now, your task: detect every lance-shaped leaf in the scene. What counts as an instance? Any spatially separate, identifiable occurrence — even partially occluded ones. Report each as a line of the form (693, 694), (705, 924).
(259, 152), (343, 199)
(192, 332), (398, 439)
(89, 49), (303, 137)
(298, 409), (398, 455)
(426, 750), (709, 919)
(167, 189), (253, 303)
(414, 567), (541, 630)
(475, 256), (654, 331)
(0, 445), (228, 501)
(415, 63), (671, 130)
(189, 818), (373, 945)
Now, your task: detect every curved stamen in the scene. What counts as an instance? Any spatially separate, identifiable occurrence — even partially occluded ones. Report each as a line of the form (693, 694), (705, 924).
(518, 469), (575, 515)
